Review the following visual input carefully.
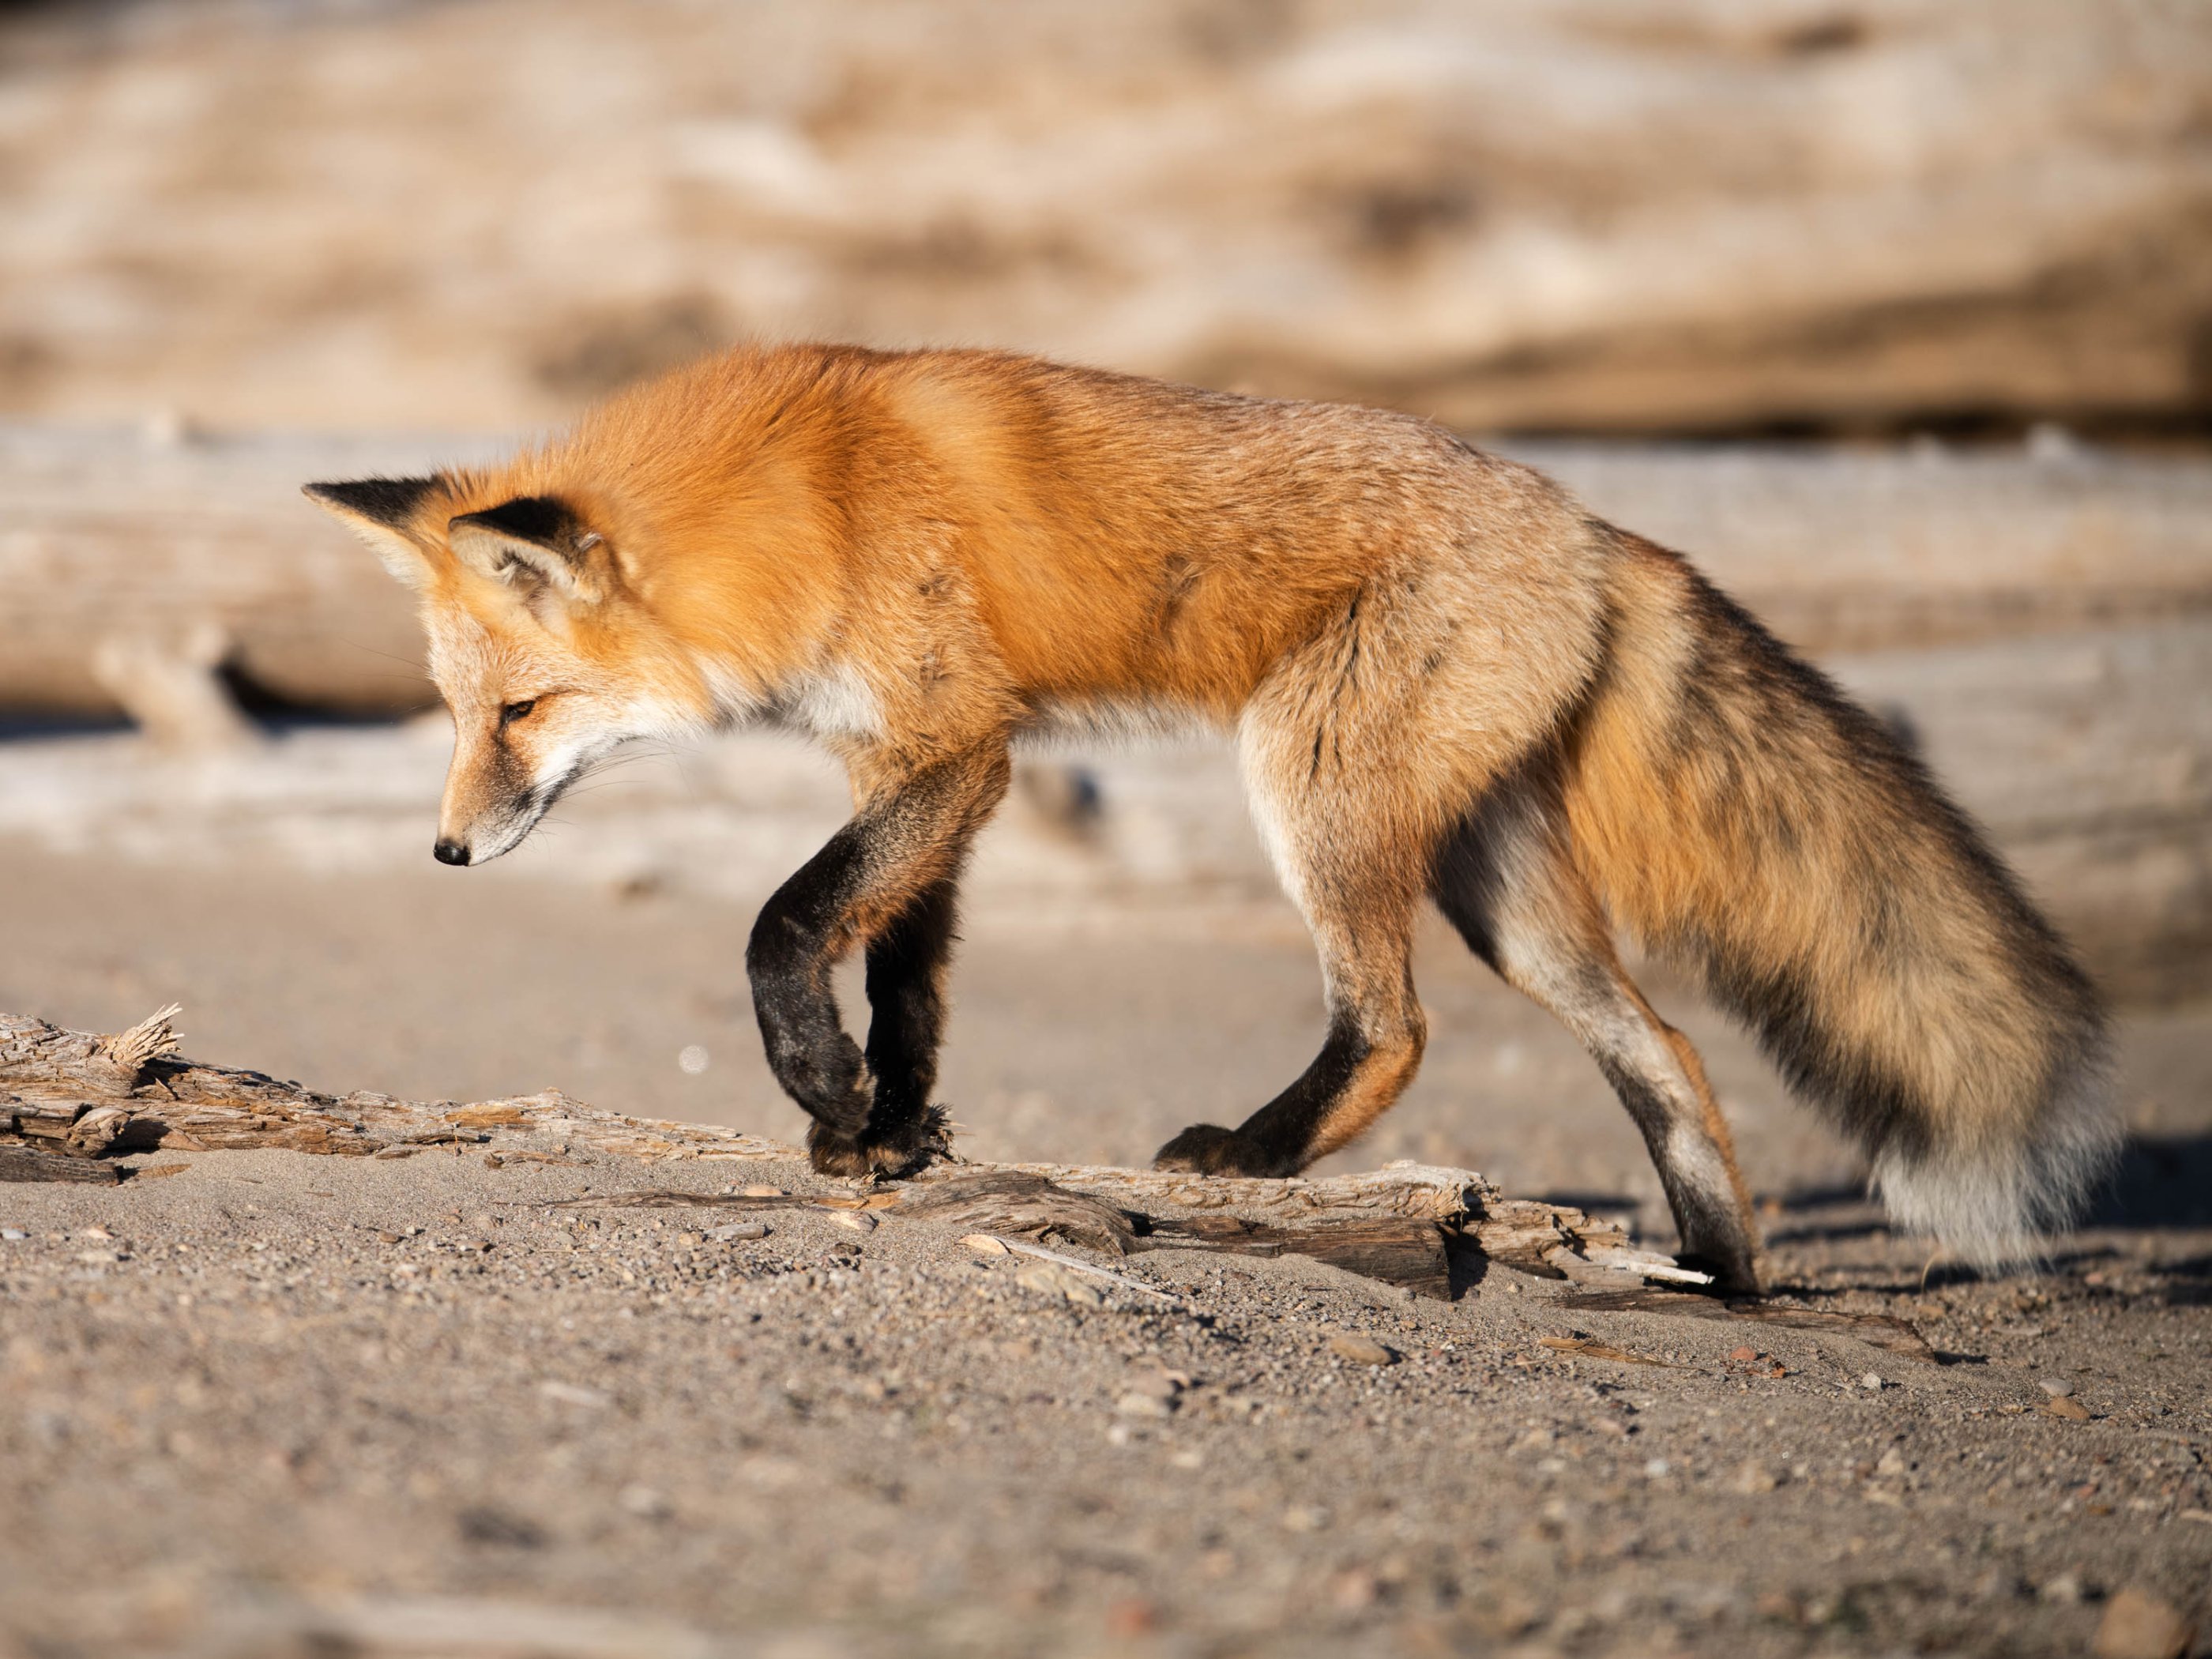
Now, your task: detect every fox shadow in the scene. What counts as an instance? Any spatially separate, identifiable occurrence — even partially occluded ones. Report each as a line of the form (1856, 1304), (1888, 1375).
(2084, 1133), (2212, 1306)
(2086, 1132), (2212, 1232)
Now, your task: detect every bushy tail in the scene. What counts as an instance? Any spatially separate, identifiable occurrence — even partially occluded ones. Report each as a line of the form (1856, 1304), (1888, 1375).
(1563, 532), (2117, 1269)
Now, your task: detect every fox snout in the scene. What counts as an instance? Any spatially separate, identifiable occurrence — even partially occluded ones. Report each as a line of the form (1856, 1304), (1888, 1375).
(433, 767), (550, 868)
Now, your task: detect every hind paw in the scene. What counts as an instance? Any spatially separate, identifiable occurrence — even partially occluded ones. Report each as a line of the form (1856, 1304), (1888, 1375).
(1673, 1236), (1767, 1299)
(807, 1105), (953, 1180)
(1152, 1123), (1283, 1178)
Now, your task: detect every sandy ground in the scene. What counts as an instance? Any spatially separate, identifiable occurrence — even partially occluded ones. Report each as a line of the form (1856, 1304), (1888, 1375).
(2, 840), (2210, 1657)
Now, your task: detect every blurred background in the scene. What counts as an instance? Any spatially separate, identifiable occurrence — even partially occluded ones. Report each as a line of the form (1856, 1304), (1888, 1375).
(1, 0), (2207, 1223)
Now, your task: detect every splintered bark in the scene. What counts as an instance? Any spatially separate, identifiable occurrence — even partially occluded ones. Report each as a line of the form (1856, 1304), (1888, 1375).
(0, 1006), (1717, 1296)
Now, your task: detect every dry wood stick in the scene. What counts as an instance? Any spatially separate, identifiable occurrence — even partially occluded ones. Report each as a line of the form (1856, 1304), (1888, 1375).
(0, 1005), (1704, 1295)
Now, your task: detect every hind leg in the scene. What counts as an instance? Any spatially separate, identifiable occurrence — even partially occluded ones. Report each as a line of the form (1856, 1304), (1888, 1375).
(1152, 758), (1428, 1178)
(1434, 777), (1767, 1293)
(1152, 875), (1427, 1176)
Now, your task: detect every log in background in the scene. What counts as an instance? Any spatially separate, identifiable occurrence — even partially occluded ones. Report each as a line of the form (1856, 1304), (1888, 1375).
(2, 425), (2205, 999)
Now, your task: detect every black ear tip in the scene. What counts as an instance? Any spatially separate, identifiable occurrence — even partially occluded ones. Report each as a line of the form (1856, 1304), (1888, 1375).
(301, 476), (438, 527)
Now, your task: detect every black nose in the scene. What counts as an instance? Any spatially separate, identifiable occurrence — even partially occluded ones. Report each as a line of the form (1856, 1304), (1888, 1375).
(432, 838), (472, 867)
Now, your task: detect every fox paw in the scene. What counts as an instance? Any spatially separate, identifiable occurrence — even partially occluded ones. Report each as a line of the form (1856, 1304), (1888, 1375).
(807, 1105), (953, 1181)
(1675, 1246), (1767, 1300)
(1151, 1123), (1281, 1178)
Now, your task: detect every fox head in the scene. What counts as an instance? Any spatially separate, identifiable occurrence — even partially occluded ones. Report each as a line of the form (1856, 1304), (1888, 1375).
(305, 476), (708, 867)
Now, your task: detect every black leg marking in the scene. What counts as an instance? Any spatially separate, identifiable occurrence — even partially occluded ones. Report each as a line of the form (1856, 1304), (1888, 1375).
(863, 876), (959, 1133)
(744, 747), (1009, 1178)
(1153, 1019), (1372, 1177)
(1431, 786), (1766, 1295)
(1591, 1053), (1762, 1292)
(747, 822), (877, 1141)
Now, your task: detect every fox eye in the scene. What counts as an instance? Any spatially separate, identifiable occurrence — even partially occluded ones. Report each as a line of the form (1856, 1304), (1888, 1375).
(499, 699), (537, 727)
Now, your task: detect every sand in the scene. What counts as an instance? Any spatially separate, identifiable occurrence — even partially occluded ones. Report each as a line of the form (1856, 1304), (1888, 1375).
(2, 840), (2208, 1657)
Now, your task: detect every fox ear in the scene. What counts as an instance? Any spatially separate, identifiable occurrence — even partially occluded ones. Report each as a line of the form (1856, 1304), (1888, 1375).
(446, 495), (614, 604)
(303, 476), (442, 590)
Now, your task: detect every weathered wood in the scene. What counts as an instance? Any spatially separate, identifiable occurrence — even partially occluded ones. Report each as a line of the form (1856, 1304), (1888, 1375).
(894, 1170), (1138, 1255)
(1150, 1217), (1453, 1300)
(0, 1145), (122, 1184)
(0, 1006), (1706, 1295)
(547, 1172), (1462, 1295)
(2, 425), (2208, 719)
(1567, 1287), (1939, 1365)
(0, 1006), (788, 1164)
(3, 423), (2206, 991)
(0, 427), (468, 719)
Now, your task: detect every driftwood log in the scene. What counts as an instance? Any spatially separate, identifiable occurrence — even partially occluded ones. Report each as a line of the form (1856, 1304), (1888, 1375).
(0, 1006), (1705, 1297)
(6, 426), (2206, 992)
(2, 423), (2207, 720)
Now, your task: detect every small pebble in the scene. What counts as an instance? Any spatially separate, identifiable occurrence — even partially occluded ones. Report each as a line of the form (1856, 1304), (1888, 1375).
(1328, 1334), (1397, 1367)
(2092, 1586), (2192, 1659)
(2040, 1377), (2075, 1398)
(1731, 1462), (1779, 1495)
(961, 1233), (1010, 1256)
(828, 1209), (877, 1234)
(1, 1229), (26, 1242)
(1330, 1569), (1379, 1611)
(1115, 1390), (1175, 1419)
(706, 1222), (769, 1242)
(538, 1380), (611, 1409)
(1860, 1372), (1883, 1391)
(618, 1484), (672, 1520)
(1014, 1261), (1105, 1307)
(1122, 1370), (1182, 1401)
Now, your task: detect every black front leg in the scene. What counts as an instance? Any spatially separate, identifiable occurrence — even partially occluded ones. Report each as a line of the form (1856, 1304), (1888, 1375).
(863, 875), (960, 1136)
(744, 748), (1006, 1178)
(747, 822), (879, 1145)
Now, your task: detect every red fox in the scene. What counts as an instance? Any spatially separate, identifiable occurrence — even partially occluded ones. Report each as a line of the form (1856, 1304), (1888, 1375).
(307, 343), (2115, 1292)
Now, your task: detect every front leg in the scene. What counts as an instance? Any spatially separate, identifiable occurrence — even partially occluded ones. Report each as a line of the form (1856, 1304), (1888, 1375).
(746, 747), (1007, 1178)
(856, 875), (961, 1167)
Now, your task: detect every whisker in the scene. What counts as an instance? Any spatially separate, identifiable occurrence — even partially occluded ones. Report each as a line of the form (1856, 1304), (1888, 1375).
(334, 641), (431, 672)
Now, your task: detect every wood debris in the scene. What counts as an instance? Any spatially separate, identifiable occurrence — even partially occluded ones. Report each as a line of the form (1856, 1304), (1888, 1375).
(1566, 1286), (1939, 1364)
(1538, 1335), (1676, 1367)
(2, 1005), (1716, 1300)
